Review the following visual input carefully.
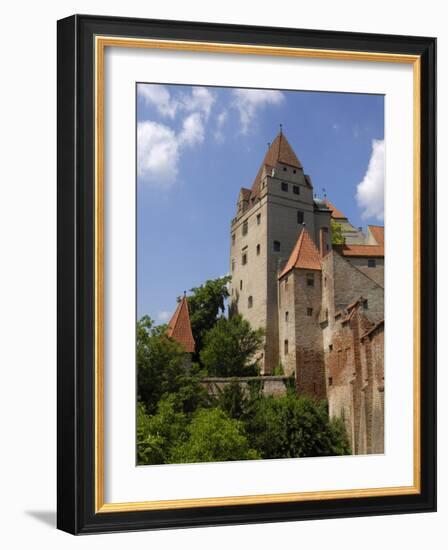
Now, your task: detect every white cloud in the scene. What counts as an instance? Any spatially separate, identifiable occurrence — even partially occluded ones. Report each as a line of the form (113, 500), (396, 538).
(181, 87), (215, 120)
(157, 311), (171, 322)
(138, 113), (206, 185)
(179, 113), (205, 147)
(137, 121), (180, 185)
(138, 85), (178, 119)
(356, 139), (385, 221)
(137, 84), (215, 120)
(231, 89), (284, 134)
(214, 111), (228, 142)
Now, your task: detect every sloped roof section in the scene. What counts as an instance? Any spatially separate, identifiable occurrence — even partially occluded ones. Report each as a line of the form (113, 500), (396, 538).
(324, 198), (347, 220)
(250, 131), (303, 200)
(239, 187), (252, 201)
(368, 225), (384, 246)
(279, 227), (322, 279)
(334, 243), (384, 258)
(167, 296), (195, 353)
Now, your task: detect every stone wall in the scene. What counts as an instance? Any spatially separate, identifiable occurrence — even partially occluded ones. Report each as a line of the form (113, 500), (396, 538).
(201, 376), (293, 398)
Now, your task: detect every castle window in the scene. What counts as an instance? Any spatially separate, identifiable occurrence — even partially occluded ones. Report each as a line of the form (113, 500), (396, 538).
(307, 307), (313, 316)
(242, 220), (248, 236)
(297, 210), (304, 224)
(285, 311), (289, 322)
(257, 213), (261, 225)
(293, 185), (300, 195)
(256, 244), (260, 256)
(325, 309), (329, 321)
(328, 377), (333, 386)
(329, 344), (333, 352)
(248, 296), (253, 308)
(231, 259), (235, 272)
(240, 280), (243, 290)
(281, 182), (288, 192)
(324, 276), (327, 287)
(368, 259), (376, 268)
(242, 253), (247, 265)
(273, 240), (281, 252)
(232, 233), (235, 245)
(306, 273), (315, 287)
(284, 340), (289, 355)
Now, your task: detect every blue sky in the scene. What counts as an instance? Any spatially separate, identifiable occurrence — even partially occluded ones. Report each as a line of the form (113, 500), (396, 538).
(137, 84), (384, 322)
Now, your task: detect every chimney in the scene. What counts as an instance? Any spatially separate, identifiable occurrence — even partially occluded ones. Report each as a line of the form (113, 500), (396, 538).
(319, 227), (328, 258)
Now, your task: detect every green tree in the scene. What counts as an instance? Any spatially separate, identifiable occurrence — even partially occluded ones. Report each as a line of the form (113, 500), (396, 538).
(188, 276), (231, 357)
(137, 396), (188, 465)
(171, 408), (260, 463)
(245, 395), (350, 459)
(330, 219), (346, 245)
(137, 315), (207, 414)
(200, 314), (264, 377)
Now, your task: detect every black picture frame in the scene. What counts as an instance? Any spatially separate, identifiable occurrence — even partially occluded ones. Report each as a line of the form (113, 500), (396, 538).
(57, 14), (436, 535)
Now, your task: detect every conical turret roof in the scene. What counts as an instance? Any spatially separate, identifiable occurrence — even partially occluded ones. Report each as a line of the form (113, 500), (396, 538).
(278, 227), (322, 279)
(167, 295), (195, 353)
(251, 131), (303, 199)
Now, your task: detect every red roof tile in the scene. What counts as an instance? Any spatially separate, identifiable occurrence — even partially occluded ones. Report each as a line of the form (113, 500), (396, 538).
(167, 296), (195, 353)
(368, 225), (384, 246)
(323, 198), (347, 220)
(250, 131), (303, 200)
(334, 243), (384, 258)
(279, 227), (322, 279)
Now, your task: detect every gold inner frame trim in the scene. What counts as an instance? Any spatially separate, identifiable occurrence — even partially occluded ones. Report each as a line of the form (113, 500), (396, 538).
(94, 35), (421, 514)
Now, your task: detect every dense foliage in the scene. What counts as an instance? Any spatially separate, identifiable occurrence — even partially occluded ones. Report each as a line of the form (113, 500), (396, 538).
(188, 275), (231, 360)
(330, 219), (346, 245)
(200, 315), (264, 376)
(136, 276), (351, 465)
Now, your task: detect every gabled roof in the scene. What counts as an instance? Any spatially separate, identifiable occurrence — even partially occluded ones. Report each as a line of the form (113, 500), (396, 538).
(250, 131), (303, 200)
(167, 295), (195, 353)
(278, 227), (322, 279)
(323, 198), (347, 220)
(368, 225), (384, 246)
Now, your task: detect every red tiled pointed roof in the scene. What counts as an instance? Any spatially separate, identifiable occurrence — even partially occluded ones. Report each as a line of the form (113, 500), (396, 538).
(278, 227), (322, 279)
(251, 131), (303, 200)
(324, 198), (347, 220)
(368, 225), (384, 246)
(167, 296), (195, 353)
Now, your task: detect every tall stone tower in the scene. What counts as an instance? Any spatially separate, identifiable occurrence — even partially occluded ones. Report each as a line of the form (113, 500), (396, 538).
(229, 130), (330, 374)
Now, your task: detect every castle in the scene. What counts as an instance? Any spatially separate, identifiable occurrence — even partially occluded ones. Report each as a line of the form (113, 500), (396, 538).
(228, 130), (385, 455)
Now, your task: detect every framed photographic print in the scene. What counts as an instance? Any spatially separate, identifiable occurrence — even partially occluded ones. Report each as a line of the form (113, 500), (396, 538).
(57, 14), (436, 534)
